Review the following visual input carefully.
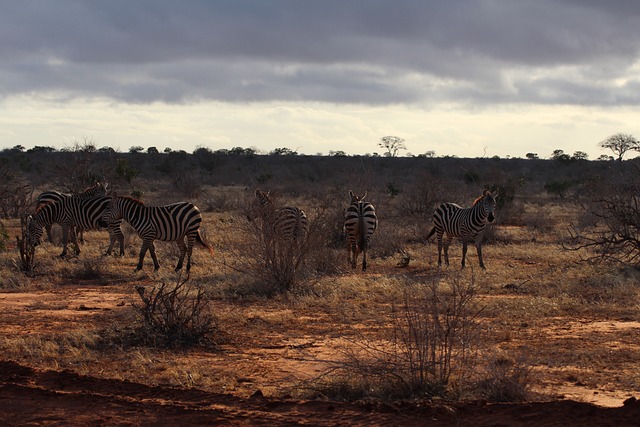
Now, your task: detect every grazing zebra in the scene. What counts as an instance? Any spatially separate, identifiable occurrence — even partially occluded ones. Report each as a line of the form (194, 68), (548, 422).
(426, 189), (498, 270)
(28, 195), (124, 257)
(344, 191), (378, 271)
(252, 189), (309, 250)
(98, 196), (213, 272)
(36, 181), (108, 244)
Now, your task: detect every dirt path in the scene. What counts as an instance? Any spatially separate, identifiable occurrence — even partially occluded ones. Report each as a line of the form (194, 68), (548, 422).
(1, 360), (640, 426)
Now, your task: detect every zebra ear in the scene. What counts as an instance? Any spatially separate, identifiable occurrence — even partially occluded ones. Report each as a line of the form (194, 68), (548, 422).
(362, 191), (367, 200)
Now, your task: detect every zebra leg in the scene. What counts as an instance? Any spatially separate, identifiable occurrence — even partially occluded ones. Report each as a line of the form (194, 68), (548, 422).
(106, 229), (115, 256)
(136, 240), (152, 271)
(118, 233), (125, 256)
(70, 227), (81, 254)
(60, 226), (69, 257)
(45, 224), (54, 244)
(185, 235), (196, 272)
(175, 238), (188, 271)
(461, 241), (468, 268)
(443, 236), (452, 267)
(149, 242), (160, 271)
(476, 239), (486, 270)
(436, 234), (444, 268)
(348, 243), (357, 268)
(362, 247), (367, 271)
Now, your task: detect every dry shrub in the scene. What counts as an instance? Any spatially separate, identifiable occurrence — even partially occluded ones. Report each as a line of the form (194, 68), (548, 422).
(309, 274), (483, 400)
(129, 277), (216, 348)
(16, 214), (36, 275)
(223, 198), (325, 296)
(475, 352), (534, 402)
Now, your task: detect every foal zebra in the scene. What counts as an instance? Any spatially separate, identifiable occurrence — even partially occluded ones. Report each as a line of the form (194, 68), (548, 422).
(344, 191), (378, 271)
(36, 181), (108, 243)
(29, 195), (124, 257)
(98, 197), (213, 272)
(252, 189), (309, 249)
(426, 189), (498, 270)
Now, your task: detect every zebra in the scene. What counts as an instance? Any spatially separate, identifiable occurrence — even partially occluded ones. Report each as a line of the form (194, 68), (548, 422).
(97, 196), (213, 272)
(28, 195), (124, 257)
(252, 189), (309, 250)
(36, 181), (108, 244)
(344, 190), (378, 271)
(426, 189), (498, 270)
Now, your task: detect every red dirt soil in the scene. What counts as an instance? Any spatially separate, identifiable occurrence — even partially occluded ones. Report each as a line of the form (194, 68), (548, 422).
(1, 276), (639, 426)
(1, 360), (639, 426)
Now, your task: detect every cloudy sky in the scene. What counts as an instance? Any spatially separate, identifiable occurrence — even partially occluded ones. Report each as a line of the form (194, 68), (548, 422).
(1, 0), (639, 158)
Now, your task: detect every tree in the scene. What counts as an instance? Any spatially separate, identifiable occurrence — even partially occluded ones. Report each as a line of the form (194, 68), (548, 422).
(270, 147), (298, 156)
(525, 153), (539, 160)
(551, 149), (571, 163)
(572, 151), (589, 161)
(378, 136), (406, 157)
(599, 133), (640, 161)
(147, 146), (159, 154)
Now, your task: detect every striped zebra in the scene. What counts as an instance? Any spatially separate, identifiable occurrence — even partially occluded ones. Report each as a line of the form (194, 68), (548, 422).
(426, 189), (498, 270)
(97, 196), (213, 272)
(344, 191), (378, 271)
(252, 189), (309, 250)
(36, 181), (108, 244)
(28, 195), (124, 257)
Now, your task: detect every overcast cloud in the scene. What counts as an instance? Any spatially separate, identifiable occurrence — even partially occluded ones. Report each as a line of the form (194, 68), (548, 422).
(1, 1), (639, 157)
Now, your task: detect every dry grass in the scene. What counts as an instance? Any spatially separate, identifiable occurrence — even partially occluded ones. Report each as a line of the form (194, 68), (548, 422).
(0, 191), (639, 404)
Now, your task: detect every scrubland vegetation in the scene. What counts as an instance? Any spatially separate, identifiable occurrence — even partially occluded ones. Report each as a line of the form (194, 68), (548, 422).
(1, 144), (639, 405)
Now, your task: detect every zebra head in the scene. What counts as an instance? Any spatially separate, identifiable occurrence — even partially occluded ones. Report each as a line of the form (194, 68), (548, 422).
(249, 189), (274, 221)
(479, 190), (498, 223)
(97, 197), (120, 228)
(27, 215), (43, 247)
(349, 190), (367, 204)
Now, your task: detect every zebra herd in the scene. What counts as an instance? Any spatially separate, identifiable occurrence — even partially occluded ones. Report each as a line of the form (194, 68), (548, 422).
(29, 182), (212, 273)
(28, 183), (498, 273)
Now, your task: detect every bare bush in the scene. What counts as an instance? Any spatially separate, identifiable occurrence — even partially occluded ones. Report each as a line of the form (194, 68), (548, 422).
(132, 277), (215, 348)
(475, 353), (534, 402)
(0, 221), (7, 251)
(314, 274), (483, 400)
(566, 190), (640, 267)
(16, 214), (36, 275)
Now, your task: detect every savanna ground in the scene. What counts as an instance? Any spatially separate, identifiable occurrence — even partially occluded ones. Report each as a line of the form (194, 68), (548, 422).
(1, 152), (640, 425)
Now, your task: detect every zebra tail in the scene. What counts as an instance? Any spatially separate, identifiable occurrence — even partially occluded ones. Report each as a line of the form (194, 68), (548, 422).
(426, 226), (437, 241)
(196, 230), (215, 257)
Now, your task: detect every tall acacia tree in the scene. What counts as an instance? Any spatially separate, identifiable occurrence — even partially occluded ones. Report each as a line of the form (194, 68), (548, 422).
(379, 136), (407, 157)
(599, 133), (640, 161)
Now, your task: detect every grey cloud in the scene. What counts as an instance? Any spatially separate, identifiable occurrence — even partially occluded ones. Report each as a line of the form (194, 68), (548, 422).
(1, 0), (640, 106)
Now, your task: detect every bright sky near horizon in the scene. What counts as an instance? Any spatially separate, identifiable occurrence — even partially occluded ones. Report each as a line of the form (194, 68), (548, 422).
(1, 1), (639, 159)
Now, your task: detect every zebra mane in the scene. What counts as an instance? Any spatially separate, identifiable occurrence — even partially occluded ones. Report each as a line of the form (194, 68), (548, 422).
(473, 190), (495, 206)
(472, 191), (489, 206)
(119, 196), (145, 206)
(34, 201), (54, 214)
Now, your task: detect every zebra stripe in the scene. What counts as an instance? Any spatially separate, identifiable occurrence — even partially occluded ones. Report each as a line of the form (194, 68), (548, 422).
(98, 197), (212, 272)
(36, 182), (108, 243)
(344, 191), (378, 271)
(426, 189), (497, 269)
(29, 195), (124, 257)
(253, 189), (308, 248)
